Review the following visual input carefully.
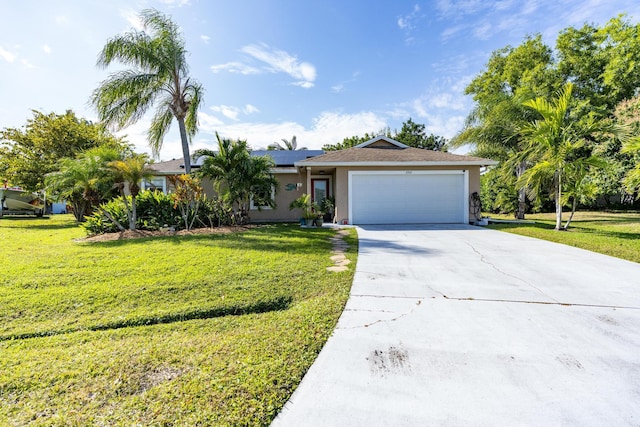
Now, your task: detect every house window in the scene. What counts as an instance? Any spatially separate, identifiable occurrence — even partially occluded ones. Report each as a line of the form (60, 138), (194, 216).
(143, 177), (166, 193)
(250, 186), (275, 210)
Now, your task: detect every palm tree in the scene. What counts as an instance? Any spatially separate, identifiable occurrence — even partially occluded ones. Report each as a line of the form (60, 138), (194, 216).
(451, 91), (539, 218)
(621, 138), (640, 195)
(268, 135), (306, 150)
(91, 9), (203, 173)
(45, 146), (122, 221)
(108, 155), (155, 230)
(517, 83), (624, 230)
(198, 133), (277, 220)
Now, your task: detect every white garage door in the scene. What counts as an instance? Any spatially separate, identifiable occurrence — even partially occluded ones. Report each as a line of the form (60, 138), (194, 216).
(349, 171), (468, 224)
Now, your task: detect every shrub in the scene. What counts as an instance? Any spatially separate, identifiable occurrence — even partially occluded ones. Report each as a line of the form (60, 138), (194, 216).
(82, 192), (235, 235)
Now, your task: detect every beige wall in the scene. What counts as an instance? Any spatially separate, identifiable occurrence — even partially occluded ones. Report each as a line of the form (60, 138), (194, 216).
(149, 165), (482, 224)
(249, 172), (307, 222)
(331, 165), (481, 225)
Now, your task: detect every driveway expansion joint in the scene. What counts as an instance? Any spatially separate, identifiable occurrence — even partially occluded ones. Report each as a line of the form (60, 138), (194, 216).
(444, 296), (640, 310)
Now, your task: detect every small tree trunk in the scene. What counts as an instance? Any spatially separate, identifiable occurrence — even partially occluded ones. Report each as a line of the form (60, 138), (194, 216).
(177, 117), (191, 174)
(72, 200), (86, 222)
(515, 161), (527, 220)
(101, 209), (126, 232)
(555, 171), (562, 231)
(563, 197), (578, 230)
(131, 196), (137, 231)
(120, 192), (133, 230)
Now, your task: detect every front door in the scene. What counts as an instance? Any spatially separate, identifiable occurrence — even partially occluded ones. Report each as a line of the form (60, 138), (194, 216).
(311, 178), (329, 204)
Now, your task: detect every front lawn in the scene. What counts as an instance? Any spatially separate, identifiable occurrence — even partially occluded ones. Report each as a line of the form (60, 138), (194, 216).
(486, 211), (640, 263)
(0, 215), (356, 426)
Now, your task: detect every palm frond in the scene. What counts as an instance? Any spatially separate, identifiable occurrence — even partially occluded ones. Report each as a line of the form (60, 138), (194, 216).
(148, 107), (174, 157)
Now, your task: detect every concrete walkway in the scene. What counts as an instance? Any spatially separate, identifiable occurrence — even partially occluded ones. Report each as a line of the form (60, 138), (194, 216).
(272, 224), (640, 426)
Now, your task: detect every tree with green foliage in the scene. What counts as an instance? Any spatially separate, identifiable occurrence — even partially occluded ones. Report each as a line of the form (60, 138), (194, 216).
(91, 9), (203, 173)
(0, 110), (125, 192)
(323, 119), (449, 152)
(517, 83), (623, 230)
(108, 155), (155, 230)
(394, 118), (447, 150)
(455, 16), (640, 216)
(197, 133), (278, 221)
(45, 146), (125, 221)
(322, 128), (392, 151)
(612, 95), (640, 198)
(451, 35), (557, 218)
(556, 15), (640, 115)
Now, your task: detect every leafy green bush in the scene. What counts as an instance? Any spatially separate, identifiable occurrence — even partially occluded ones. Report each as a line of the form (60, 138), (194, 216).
(137, 191), (182, 229)
(82, 191), (235, 235)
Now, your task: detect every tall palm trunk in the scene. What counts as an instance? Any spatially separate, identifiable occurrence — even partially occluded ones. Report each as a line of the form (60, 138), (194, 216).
(516, 161), (527, 219)
(555, 170), (562, 231)
(177, 117), (191, 174)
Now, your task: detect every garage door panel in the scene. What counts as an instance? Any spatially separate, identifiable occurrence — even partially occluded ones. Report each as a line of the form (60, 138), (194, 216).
(350, 172), (466, 224)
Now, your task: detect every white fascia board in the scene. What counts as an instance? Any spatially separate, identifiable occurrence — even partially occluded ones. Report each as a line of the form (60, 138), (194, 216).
(273, 167), (299, 174)
(295, 160), (499, 167)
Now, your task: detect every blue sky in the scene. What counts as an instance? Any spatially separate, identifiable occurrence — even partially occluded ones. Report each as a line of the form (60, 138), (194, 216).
(1, 0), (639, 160)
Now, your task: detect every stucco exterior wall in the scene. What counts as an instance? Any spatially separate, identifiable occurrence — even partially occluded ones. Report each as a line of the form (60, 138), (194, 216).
(249, 172), (306, 222)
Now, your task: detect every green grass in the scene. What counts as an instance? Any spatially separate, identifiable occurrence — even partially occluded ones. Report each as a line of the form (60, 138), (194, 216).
(486, 211), (640, 263)
(0, 215), (357, 426)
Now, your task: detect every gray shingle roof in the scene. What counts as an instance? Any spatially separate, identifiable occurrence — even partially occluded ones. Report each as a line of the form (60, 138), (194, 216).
(295, 146), (497, 166)
(150, 150), (325, 174)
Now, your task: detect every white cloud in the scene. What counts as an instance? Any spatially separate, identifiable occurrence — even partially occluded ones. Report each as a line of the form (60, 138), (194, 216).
(521, 0), (539, 15)
(473, 22), (493, 39)
(436, 0), (485, 17)
(210, 61), (260, 75)
(441, 25), (464, 40)
(243, 104), (259, 114)
(209, 104), (260, 121)
(158, 0), (191, 7)
(0, 46), (16, 63)
(398, 4), (420, 29)
(211, 105), (240, 121)
(197, 110), (388, 151)
(307, 111), (387, 147)
(42, 45), (52, 54)
(331, 70), (361, 94)
(494, 0), (515, 11)
(423, 113), (466, 139)
(20, 58), (36, 69)
(240, 43), (317, 88)
(200, 35), (210, 44)
(292, 80), (314, 89)
(397, 4), (421, 44)
(55, 15), (68, 25)
(197, 111), (225, 132)
(120, 9), (143, 31)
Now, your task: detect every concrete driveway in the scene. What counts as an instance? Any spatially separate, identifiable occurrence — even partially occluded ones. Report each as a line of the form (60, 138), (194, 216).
(272, 225), (640, 426)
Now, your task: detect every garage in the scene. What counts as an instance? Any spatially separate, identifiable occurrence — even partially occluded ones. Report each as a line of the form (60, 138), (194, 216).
(295, 135), (497, 226)
(349, 170), (468, 224)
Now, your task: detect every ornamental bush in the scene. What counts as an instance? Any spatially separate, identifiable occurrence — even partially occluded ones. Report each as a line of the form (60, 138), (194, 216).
(82, 191), (233, 235)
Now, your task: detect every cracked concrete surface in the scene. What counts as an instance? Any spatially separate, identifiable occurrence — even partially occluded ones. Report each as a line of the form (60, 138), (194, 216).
(272, 224), (640, 426)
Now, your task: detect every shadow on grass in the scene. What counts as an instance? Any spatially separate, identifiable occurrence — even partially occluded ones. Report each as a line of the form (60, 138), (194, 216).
(80, 224), (337, 254)
(0, 216), (78, 231)
(1, 295), (293, 342)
